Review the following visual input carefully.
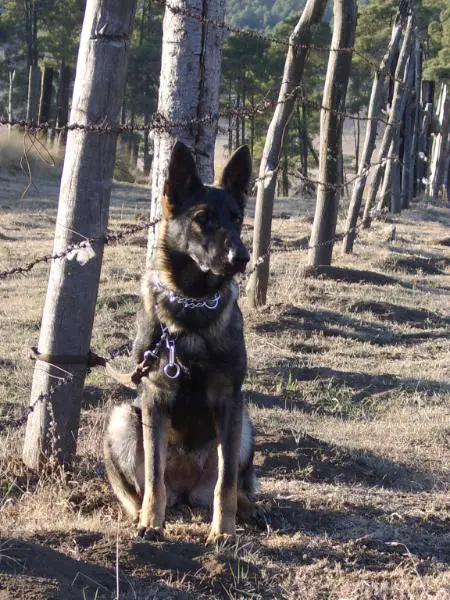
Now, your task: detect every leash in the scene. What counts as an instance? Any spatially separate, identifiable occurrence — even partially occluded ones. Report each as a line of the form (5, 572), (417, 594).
(29, 272), (224, 387)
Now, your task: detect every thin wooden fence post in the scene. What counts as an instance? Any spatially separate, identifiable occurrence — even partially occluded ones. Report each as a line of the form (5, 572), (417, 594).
(380, 42), (414, 214)
(416, 102), (432, 193)
(307, 0), (357, 267)
(427, 83), (449, 202)
(342, 1), (408, 253)
(23, 0), (137, 470)
(246, 0), (327, 307)
(407, 40), (422, 205)
(361, 13), (414, 226)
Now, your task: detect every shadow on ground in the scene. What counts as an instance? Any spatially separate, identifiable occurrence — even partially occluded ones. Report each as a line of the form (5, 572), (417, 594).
(254, 303), (450, 347)
(252, 429), (438, 493)
(260, 496), (449, 564)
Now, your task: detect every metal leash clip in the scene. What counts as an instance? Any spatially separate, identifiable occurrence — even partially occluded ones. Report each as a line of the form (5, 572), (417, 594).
(163, 337), (181, 379)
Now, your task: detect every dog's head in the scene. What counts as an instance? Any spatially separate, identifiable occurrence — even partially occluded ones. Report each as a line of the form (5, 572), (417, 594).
(159, 141), (252, 278)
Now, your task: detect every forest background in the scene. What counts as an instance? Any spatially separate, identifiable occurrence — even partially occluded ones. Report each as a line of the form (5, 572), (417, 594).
(0, 0), (449, 184)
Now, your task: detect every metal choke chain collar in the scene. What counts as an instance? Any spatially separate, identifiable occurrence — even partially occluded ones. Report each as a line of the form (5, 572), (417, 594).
(152, 273), (221, 310)
(146, 274), (222, 380)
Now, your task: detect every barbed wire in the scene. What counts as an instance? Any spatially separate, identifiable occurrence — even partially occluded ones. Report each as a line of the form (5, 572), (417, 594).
(0, 86), (400, 137)
(253, 156), (399, 191)
(153, 0), (413, 91)
(0, 217), (160, 280)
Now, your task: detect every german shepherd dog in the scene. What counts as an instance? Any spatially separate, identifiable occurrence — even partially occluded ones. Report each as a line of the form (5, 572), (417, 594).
(104, 141), (256, 542)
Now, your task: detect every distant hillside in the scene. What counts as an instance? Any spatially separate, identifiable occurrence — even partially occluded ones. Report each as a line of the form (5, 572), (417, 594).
(225, 0), (333, 30)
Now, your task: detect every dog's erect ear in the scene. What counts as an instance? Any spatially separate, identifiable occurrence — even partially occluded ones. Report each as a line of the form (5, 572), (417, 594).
(163, 141), (203, 217)
(220, 145), (252, 207)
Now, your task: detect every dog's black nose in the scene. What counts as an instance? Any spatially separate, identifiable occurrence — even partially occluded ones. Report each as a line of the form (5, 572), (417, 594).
(229, 246), (249, 272)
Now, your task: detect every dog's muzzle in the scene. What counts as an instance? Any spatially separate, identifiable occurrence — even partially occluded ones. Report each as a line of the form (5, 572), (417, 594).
(227, 244), (250, 273)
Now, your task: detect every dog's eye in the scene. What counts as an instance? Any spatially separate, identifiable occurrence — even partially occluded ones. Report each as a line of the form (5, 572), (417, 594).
(194, 212), (208, 226)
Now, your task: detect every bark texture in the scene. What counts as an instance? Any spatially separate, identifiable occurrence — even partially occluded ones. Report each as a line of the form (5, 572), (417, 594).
(307, 0), (357, 267)
(23, 0), (137, 469)
(427, 84), (449, 202)
(147, 0), (225, 264)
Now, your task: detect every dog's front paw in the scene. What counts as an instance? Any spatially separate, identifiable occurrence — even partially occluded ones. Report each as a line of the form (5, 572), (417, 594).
(137, 526), (164, 541)
(206, 518), (236, 546)
(206, 530), (236, 546)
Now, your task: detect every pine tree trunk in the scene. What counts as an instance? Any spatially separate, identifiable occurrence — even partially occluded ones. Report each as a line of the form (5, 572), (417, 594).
(246, 0), (327, 308)
(26, 65), (41, 123)
(308, 0), (357, 267)
(228, 80), (233, 155)
(55, 64), (72, 146)
(38, 66), (54, 125)
(147, 0), (225, 264)
(23, 0), (137, 470)
(341, 3), (407, 253)
(354, 111), (360, 173)
(8, 70), (15, 138)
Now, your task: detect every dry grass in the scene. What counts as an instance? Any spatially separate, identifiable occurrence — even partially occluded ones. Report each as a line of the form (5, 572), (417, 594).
(0, 152), (449, 599)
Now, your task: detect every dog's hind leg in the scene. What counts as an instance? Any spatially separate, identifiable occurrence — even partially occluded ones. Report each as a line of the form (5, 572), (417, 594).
(104, 404), (144, 521)
(138, 380), (170, 541)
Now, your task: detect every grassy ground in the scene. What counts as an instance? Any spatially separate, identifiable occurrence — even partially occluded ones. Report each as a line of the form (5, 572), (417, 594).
(0, 139), (449, 599)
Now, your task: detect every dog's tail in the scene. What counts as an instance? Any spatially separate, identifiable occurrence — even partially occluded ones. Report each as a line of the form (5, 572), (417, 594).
(103, 405), (143, 521)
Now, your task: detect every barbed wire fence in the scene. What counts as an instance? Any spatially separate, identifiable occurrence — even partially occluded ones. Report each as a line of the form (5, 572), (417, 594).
(0, 0), (427, 442)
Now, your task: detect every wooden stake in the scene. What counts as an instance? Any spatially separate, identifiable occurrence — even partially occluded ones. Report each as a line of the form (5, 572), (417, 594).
(23, 0), (137, 469)
(147, 0), (226, 264)
(342, 3), (407, 253)
(246, 0), (327, 307)
(427, 84), (449, 202)
(307, 0), (357, 267)
(362, 14), (414, 226)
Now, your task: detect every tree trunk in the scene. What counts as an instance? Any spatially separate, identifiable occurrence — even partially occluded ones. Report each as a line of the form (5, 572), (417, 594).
(235, 91), (240, 147)
(250, 93), (255, 157)
(282, 144), (289, 196)
(379, 44), (414, 214)
(246, 0), (327, 308)
(8, 70), (15, 138)
(361, 14), (414, 226)
(408, 40), (422, 203)
(38, 66), (54, 125)
(342, 3), (407, 253)
(147, 0), (226, 264)
(241, 77), (246, 144)
(55, 64), (72, 146)
(26, 65), (41, 123)
(23, 0), (137, 470)
(427, 83), (450, 202)
(416, 102), (432, 193)
(143, 112), (152, 176)
(228, 81), (233, 155)
(354, 111), (360, 173)
(307, 0), (357, 267)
